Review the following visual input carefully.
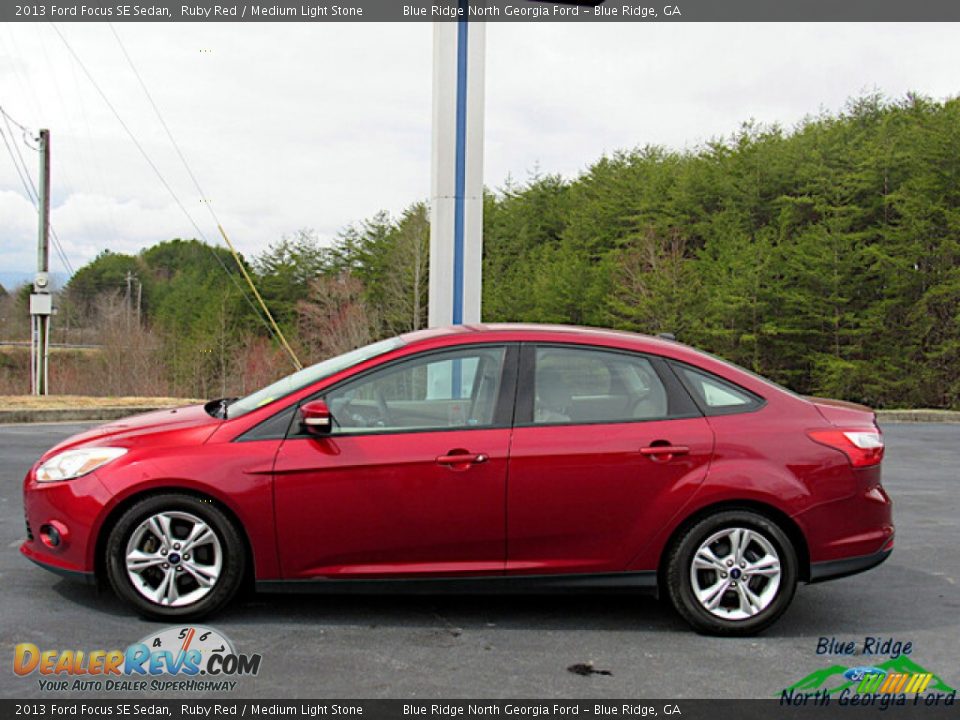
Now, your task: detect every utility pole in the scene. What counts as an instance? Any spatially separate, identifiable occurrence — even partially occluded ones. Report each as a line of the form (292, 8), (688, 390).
(30, 129), (52, 396)
(125, 270), (133, 331)
(124, 271), (142, 329)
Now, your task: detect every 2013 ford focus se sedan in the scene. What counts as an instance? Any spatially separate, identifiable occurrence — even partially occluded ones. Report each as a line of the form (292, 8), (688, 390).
(21, 324), (893, 635)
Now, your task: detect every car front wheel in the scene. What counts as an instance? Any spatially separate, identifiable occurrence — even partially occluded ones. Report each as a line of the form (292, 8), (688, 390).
(666, 509), (798, 636)
(105, 494), (244, 619)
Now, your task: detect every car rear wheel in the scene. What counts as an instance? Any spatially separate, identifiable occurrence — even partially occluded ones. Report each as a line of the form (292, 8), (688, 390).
(105, 494), (244, 620)
(666, 509), (798, 636)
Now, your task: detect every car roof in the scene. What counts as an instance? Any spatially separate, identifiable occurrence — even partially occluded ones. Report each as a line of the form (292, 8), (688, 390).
(400, 323), (684, 355)
(397, 323), (789, 401)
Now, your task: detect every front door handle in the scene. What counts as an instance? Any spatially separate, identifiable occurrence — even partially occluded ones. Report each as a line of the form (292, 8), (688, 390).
(436, 451), (489, 467)
(640, 445), (690, 462)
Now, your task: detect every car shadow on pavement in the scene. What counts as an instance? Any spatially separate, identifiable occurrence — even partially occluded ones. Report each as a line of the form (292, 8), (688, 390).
(50, 559), (956, 639)
(52, 579), (687, 632)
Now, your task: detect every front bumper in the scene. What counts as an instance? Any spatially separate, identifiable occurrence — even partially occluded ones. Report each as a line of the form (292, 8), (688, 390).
(21, 545), (96, 584)
(21, 466), (112, 578)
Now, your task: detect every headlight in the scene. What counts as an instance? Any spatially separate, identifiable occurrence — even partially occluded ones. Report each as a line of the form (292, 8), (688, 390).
(35, 447), (128, 483)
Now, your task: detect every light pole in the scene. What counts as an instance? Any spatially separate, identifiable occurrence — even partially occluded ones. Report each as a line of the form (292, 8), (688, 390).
(428, 15), (485, 328)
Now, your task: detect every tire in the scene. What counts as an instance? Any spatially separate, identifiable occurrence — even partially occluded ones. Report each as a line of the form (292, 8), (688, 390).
(665, 509), (798, 636)
(105, 493), (245, 620)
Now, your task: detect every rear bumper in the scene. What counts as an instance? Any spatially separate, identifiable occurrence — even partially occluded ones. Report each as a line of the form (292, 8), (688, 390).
(794, 465), (894, 565)
(808, 546), (892, 583)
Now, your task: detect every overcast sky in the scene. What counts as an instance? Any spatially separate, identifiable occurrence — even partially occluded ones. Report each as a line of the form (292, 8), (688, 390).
(1, 22), (959, 279)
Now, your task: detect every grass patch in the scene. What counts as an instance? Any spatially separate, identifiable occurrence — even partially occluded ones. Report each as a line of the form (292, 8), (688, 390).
(0, 395), (200, 411)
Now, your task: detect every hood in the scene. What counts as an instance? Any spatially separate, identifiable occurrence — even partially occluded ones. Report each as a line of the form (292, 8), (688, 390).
(806, 396), (877, 428)
(40, 403), (222, 460)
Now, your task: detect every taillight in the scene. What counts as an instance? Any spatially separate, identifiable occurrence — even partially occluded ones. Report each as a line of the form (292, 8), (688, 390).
(808, 429), (884, 468)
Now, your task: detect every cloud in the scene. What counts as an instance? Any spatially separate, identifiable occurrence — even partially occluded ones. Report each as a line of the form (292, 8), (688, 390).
(1, 22), (958, 275)
(0, 190), (39, 272)
(484, 23), (960, 182)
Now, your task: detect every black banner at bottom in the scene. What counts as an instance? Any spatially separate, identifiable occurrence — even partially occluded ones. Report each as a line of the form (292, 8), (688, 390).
(1, 699), (958, 720)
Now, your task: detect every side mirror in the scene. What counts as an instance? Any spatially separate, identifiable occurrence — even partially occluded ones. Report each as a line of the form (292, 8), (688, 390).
(300, 399), (332, 434)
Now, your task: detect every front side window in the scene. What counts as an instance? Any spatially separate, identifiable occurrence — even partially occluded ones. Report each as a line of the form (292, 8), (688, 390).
(533, 346), (670, 424)
(324, 347), (507, 434)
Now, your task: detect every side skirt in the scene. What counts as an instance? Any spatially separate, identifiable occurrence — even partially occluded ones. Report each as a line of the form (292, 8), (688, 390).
(256, 571), (659, 596)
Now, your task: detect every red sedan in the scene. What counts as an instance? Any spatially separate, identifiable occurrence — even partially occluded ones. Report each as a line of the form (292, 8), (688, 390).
(21, 324), (893, 635)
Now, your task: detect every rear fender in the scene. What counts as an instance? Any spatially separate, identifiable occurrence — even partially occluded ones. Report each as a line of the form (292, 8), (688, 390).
(626, 458), (812, 571)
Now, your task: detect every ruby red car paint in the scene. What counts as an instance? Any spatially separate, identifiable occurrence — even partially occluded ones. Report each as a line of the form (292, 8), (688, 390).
(21, 324), (893, 635)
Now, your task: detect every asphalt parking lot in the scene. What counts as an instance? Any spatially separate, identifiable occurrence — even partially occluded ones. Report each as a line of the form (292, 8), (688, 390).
(1, 422), (957, 699)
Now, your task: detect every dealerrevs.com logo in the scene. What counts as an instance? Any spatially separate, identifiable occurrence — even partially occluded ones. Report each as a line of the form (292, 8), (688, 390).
(13, 625), (261, 692)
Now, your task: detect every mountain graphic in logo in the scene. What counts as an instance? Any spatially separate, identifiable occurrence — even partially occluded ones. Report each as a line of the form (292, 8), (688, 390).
(783, 656), (955, 695)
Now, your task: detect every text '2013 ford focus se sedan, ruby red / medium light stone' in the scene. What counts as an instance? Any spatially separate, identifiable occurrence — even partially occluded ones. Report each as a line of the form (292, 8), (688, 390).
(21, 324), (892, 635)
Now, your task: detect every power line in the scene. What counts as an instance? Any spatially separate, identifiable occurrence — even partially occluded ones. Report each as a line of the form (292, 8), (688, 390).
(48, 229), (75, 276)
(0, 106), (28, 131)
(1, 108), (38, 201)
(34, 25), (113, 266)
(107, 24), (218, 231)
(50, 23), (302, 369)
(52, 24), (300, 369)
(0, 25), (43, 123)
(0, 104), (31, 132)
(65, 40), (124, 246)
(1, 38), (77, 280)
(0, 113), (74, 275)
(107, 23), (302, 370)
(48, 29), (210, 236)
(0, 111), (74, 275)
(0, 121), (36, 201)
(47, 29), (273, 346)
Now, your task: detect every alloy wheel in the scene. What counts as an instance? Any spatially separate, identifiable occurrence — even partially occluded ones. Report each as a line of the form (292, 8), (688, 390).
(125, 510), (223, 607)
(689, 526), (782, 620)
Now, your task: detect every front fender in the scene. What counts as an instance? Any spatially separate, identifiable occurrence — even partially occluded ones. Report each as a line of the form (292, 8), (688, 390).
(87, 440), (282, 579)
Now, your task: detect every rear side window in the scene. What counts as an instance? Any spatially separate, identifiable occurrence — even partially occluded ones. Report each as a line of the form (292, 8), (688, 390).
(531, 346), (694, 425)
(674, 364), (763, 415)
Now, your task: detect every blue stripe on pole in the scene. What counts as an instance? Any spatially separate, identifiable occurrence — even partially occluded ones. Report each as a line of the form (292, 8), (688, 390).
(452, 17), (468, 326)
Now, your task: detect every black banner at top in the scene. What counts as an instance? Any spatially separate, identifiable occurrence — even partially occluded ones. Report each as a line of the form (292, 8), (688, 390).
(4, 0), (960, 22)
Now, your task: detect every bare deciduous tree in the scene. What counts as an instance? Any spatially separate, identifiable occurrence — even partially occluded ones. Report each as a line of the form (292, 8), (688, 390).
(380, 203), (429, 334)
(298, 272), (375, 360)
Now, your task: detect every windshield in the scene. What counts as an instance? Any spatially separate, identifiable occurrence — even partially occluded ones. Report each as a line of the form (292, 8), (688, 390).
(226, 337), (405, 418)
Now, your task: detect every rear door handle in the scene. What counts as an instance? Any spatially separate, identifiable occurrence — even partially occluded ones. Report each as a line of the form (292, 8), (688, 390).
(640, 445), (690, 461)
(436, 452), (489, 467)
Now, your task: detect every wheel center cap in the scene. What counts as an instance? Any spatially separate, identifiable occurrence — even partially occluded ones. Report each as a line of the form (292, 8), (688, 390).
(168, 553), (181, 565)
(730, 567), (742, 579)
